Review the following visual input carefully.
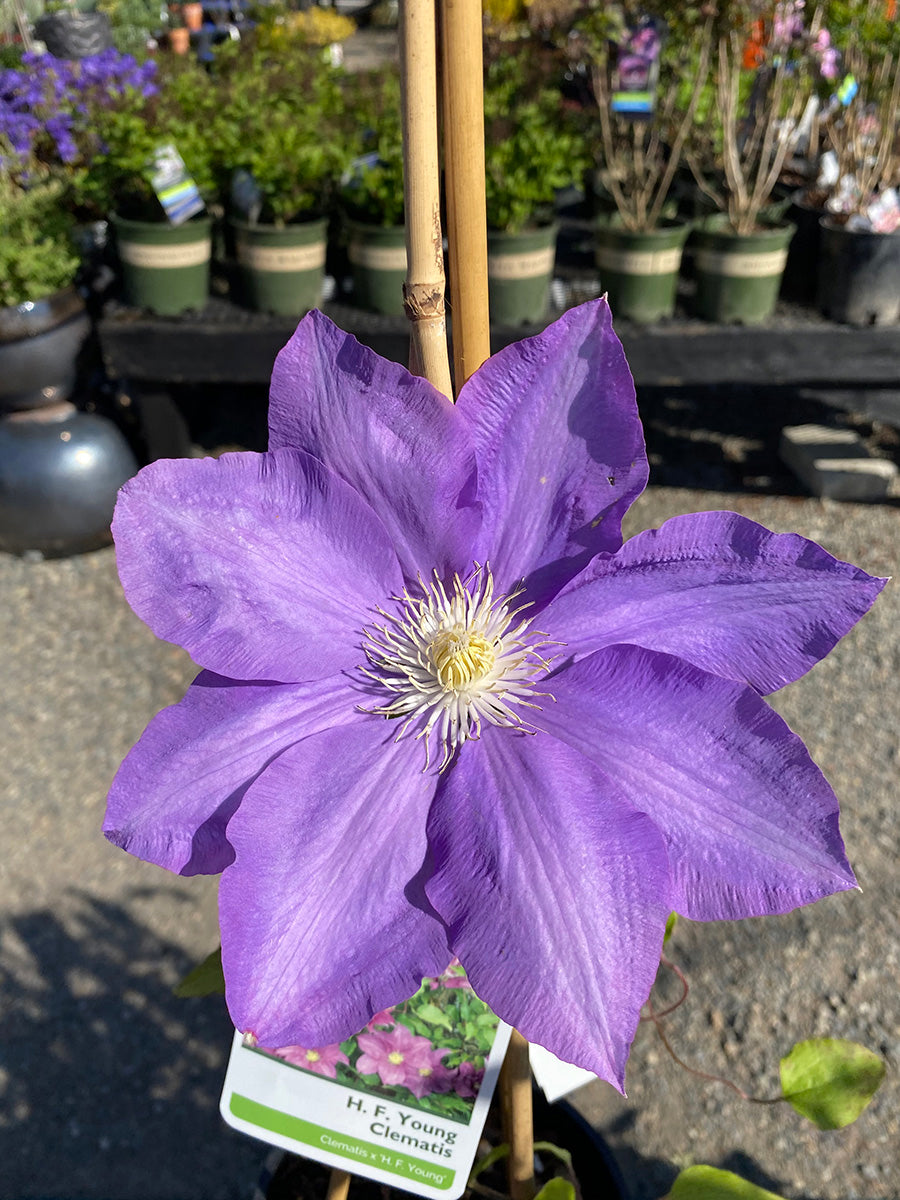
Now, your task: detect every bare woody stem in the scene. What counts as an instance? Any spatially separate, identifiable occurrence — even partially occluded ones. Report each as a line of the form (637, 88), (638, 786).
(647, 19), (713, 229)
(400, 0), (453, 400)
(497, 1030), (536, 1200)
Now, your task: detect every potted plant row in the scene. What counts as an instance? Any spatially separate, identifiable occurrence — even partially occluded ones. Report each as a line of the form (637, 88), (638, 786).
(13, 12), (897, 329)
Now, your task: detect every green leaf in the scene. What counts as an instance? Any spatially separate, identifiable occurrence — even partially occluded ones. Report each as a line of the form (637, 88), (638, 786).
(535, 1180), (576, 1200)
(664, 1165), (788, 1200)
(779, 1038), (885, 1129)
(534, 1142), (574, 1174)
(469, 1139), (576, 1193)
(416, 1003), (453, 1029)
(173, 946), (225, 998)
(664, 912), (678, 945)
(468, 1142), (510, 1183)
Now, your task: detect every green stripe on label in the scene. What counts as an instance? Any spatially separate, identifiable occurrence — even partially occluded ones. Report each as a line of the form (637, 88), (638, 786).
(230, 1094), (456, 1190)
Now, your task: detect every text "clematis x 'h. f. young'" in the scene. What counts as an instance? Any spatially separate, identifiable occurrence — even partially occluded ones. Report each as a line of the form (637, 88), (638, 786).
(104, 300), (884, 1091)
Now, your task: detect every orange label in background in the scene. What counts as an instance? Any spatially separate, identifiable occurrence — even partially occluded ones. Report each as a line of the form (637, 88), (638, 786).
(742, 18), (766, 69)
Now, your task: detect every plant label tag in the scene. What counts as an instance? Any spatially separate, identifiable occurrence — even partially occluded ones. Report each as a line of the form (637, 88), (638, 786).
(150, 143), (205, 226)
(220, 964), (512, 1200)
(529, 1043), (596, 1103)
(610, 17), (665, 118)
(837, 74), (858, 106)
(340, 150), (382, 188)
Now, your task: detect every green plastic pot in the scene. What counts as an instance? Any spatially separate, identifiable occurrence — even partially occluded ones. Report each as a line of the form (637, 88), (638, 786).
(232, 217), (327, 316)
(487, 224), (558, 327)
(112, 213), (212, 316)
(594, 218), (690, 323)
(692, 218), (795, 324)
(346, 220), (407, 316)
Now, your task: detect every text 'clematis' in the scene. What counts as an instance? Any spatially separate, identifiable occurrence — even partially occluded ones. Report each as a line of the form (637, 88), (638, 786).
(104, 300), (885, 1091)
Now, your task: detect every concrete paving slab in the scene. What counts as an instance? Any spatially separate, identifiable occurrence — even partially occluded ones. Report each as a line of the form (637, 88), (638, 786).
(780, 424), (899, 501)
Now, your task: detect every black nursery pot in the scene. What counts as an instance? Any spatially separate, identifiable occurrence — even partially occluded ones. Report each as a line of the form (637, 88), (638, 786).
(256, 1092), (627, 1200)
(816, 217), (900, 326)
(780, 190), (826, 305)
(34, 11), (113, 57)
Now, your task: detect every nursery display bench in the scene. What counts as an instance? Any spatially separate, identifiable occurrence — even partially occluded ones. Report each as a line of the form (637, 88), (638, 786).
(97, 294), (900, 394)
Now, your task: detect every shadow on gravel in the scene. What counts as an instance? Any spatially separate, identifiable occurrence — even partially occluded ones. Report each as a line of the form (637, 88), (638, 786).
(150, 380), (900, 507)
(637, 384), (900, 500)
(0, 890), (260, 1200)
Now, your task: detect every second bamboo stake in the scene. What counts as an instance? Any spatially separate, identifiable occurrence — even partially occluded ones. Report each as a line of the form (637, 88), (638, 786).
(498, 1030), (536, 1200)
(440, 0), (491, 388)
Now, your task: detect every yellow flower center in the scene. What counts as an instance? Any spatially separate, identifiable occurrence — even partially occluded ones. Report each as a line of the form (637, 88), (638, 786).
(305, 1050), (320, 1063)
(388, 1051), (405, 1064)
(361, 564), (559, 771)
(431, 627), (496, 689)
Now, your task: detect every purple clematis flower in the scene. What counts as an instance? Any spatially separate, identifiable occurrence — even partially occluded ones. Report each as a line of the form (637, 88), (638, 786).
(104, 300), (884, 1091)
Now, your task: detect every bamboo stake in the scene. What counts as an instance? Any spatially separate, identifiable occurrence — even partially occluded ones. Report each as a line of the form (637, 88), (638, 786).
(440, 13), (535, 1195)
(440, 0), (491, 388)
(325, 1168), (351, 1200)
(400, 0), (453, 400)
(497, 1030), (536, 1200)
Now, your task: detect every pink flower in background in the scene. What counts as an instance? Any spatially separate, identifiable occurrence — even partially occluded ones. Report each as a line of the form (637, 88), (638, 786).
(440, 975), (470, 990)
(274, 1042), (349, 1077)
(427, 959), (471, 990)
(773, 0), (805, 44)
(366, 1009), (395, 1029)
(453, 1061), (484, 1099)
(813, 28), (840, 80)
(356, 1025), (434, 1088)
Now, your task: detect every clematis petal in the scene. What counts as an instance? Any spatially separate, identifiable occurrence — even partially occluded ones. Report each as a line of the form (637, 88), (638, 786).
(113, 448), (402, 684)
(541, 510), (887, 694)
(220, 719), (450, 1048)
(268, 310), (480, 580)
(536, 644), (857, 921)
(456, 298), (647, 604)
(425, 732), (671, 1088)
(104, 670), (353, 875)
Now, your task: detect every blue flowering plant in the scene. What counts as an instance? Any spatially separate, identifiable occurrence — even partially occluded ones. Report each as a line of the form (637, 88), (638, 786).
(103, 298), (885, 1098)
(0, 47), (157, 184)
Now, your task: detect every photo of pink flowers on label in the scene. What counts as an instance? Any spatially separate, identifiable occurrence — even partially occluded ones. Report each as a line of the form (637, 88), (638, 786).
(257, 961), (495, 1123)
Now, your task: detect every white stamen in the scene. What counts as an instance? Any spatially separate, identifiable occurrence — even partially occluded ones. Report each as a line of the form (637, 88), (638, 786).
(360, 564), (560, 770)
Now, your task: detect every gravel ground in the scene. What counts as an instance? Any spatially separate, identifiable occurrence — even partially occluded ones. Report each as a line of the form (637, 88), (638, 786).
(0, 403), (897, 1199)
